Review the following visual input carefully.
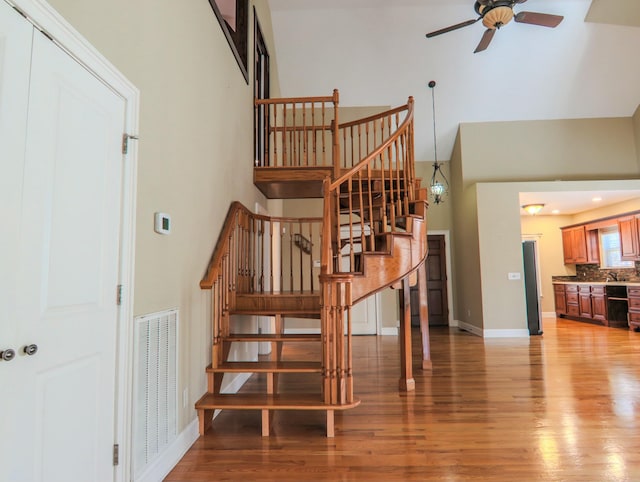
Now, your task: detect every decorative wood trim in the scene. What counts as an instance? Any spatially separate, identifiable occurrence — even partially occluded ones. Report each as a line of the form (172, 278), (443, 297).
(207, 0), (249, 83)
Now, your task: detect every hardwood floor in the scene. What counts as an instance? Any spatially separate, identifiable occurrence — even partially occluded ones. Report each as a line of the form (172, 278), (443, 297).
(165, 319), (640, 481)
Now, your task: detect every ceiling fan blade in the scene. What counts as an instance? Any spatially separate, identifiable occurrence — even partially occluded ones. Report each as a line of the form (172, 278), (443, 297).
(474, 28), (496, 53)
(514, 11), (564, 28)
(426, 18), (480, 38)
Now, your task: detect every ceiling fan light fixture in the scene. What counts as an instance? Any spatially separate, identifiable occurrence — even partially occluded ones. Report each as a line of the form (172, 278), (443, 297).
(522, 203), (545, 216)
(482, 6), (515, 29)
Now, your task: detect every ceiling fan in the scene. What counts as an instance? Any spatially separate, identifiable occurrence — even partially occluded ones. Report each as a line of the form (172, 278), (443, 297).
(425, 0), (563, 53)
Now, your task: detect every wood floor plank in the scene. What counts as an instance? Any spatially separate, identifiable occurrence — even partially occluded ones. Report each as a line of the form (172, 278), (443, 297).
(165, 319), (640, 481)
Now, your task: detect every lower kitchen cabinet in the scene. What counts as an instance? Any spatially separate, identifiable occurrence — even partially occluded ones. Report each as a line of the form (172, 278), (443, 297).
(591, 286), (607, 323)
(552, 282), (630, 327)
(628, 287), (640, 331)
(564, 284), (579, 317)
(578, 285), (592, 318)
(554, 284), (566, 315)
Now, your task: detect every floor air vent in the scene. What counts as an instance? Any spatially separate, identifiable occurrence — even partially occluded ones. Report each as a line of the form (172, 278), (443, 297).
(133, 309), (178, 479)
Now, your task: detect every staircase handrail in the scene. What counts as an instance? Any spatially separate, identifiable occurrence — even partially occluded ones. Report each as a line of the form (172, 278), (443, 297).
(322, 97), (415, 277)
(201, 201), (323, 293)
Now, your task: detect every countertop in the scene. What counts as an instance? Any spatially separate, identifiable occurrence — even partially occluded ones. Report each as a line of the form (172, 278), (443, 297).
(552, 280), (640, 286)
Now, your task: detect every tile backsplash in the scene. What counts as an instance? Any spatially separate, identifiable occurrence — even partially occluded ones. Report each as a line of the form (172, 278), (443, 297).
(573, 262), (640, 282)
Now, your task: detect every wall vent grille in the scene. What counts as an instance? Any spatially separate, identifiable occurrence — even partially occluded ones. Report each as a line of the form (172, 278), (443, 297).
(133, 308), (178, 479)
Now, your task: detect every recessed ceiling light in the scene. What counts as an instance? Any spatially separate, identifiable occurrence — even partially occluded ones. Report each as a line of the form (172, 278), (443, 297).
(592, 197), (602, 202)
(552, 209), (560, 214)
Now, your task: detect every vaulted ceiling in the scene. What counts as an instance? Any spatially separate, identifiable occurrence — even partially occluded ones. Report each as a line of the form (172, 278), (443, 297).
(268, 0), (640, 163)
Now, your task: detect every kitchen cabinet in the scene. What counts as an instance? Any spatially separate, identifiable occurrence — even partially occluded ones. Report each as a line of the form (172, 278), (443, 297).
(627, 287), (640, 331)
(618, 215), (639, 260)
(591, 285), (606, 323)
(586, 229), (600, 264)
(561, 226), (588, 264)
(564, 284), (579, 317)
(578, 285), (592, 318)
(552, 282), (640, 328)
(553, 284), (566, 315)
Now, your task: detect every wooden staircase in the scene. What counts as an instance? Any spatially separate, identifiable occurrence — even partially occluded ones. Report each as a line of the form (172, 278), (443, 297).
(195, 91), (431, 437)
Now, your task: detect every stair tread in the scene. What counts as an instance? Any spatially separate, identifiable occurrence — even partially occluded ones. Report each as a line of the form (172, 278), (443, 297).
(225, 333), (321, 342)
(207, 361), (322, 373)
(195, 392), (360, 410)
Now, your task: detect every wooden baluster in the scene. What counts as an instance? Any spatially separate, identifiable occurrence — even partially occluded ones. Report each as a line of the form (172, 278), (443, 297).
(271, 104), (278, 167)
(298, 221), (303, 293)
(282, 103), (288, 167)
(332, 89), (340, 179)
(309, 222), (315, 293)
(288, 221), (293, 292)
(345, 282), (353, 404)
(269, 220), (274, 293)
(258, 218), (264, 293)
(387, 146), (396, 230)
(302, 103), (307, 166)
(321, 101), (326, 166)
(279, 221), (284, 293)
(367, 163), (375, 251)
(348, 178), (354, 271)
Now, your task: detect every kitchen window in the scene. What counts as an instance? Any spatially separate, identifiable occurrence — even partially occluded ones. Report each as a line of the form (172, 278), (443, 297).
(599, 226), (634, 269)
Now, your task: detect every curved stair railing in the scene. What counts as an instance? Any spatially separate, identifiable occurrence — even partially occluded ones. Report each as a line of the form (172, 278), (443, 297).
(320, 96), (427, 406)
(196, 92), (427, 436)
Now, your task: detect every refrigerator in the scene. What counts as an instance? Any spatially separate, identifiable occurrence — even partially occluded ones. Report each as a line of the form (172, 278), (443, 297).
(522, 240), (543, 336)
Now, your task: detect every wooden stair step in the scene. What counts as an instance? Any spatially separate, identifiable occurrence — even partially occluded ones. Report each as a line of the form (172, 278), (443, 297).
(195, 392), (360, 411)
(195, 393), (361, 437)
(207, 361), (322, 373)
(224, 333), (321, 342)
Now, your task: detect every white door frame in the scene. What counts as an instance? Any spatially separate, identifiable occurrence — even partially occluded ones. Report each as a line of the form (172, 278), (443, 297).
(427, 229), (454, 326)
(6, 1), (139, 480)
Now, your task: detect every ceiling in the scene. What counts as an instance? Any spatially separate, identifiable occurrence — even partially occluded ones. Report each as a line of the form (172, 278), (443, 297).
(267, 0), (640, 164)
(267, 0), (640, 215)
(519, 189), (640, 216)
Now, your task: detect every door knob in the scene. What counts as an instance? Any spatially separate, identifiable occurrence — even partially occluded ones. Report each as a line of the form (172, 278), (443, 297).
(23, 344), (38, 356)
(0, 349), (16, 361)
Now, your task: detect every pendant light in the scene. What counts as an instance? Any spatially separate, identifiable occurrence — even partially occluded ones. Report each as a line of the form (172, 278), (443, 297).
(428, 80), (449, 205)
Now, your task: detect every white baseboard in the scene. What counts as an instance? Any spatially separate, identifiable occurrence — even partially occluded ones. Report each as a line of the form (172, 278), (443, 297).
(542, 311), (557, 319)
(456, 320), (482, 337)
(483, 329), (530, 338)
(135, 417), (199, 482)
(456, 320), (531, 338)
(380, 326), (398, 336)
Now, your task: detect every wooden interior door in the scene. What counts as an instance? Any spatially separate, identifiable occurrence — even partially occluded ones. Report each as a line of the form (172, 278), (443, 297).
(411, 235), (449, 326)
(0, 7), (126, 480)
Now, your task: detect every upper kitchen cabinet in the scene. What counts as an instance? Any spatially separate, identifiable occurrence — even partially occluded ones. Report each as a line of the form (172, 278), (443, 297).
(562, 226), (588, 264)
(618, 215), (640, 260)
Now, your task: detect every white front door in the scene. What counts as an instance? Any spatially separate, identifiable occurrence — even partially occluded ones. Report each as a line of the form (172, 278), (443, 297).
(0, 4), (126, 480)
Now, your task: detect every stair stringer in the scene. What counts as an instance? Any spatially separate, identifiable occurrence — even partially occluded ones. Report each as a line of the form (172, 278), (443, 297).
(350, 211), (428, 304)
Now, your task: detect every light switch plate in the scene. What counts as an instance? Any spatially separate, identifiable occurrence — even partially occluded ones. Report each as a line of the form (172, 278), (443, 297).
(508, 272), (521, 280)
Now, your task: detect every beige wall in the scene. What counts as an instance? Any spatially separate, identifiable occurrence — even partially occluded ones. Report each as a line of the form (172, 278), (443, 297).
(632, 104), (640, 169)
(47, 0), (281, 432)
(473, 180), (640, 335)
(452, 114), (640, 335)
(458, 118), (639, 188)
